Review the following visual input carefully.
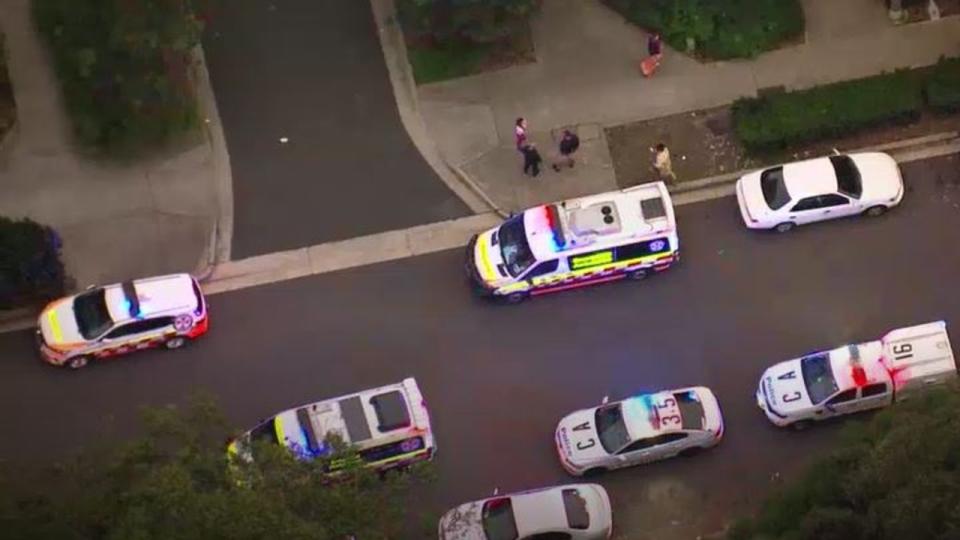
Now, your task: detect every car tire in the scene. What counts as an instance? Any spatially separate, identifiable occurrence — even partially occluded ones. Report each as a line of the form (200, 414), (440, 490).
(627, 268), (649, 281)
(864, 205), (887, 217)
(774, 222), (795, 233)
(679, 447), (702, 458)
(790, 420), (812, 431)
(67, 355), (90, 369)
(502, 291), (529, 305)
(165, 336), (187, 350)
(582, 467), (607, 478)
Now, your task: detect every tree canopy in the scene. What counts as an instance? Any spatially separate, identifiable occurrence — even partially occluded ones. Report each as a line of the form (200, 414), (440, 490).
(0, 395), (435, 540)
(729, 385), (960, 540)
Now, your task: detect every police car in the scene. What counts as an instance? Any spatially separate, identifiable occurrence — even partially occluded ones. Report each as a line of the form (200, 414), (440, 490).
(36, 273), (208, 369)
(735, 152), (904, 233)
(228, 377), (435, 474)
(555, 386), (724, 476)
(466, 182), (679, 303)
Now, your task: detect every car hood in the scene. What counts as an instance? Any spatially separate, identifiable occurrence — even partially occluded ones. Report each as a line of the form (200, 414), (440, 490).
(472, 229), (510, 286)
(556, 409), (610, 464)
(38, 298), (86, 348)
(761, 359), (814, 416)
(851, 152), (903, 202)
(438, 501), (486, 540)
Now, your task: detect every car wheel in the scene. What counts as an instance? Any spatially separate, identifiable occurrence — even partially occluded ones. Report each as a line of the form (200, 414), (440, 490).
(790, 420), (812, 431)
(582, 467), (607, 478)
(501, 291), (529, 305)
(67, 355), (90, 369)
(679, 447), (702, 458)
(165, 336), (187, 350)
(864, 205), (887, 217)
(774, 222), (795, 233)
(627, 268), (649, 281)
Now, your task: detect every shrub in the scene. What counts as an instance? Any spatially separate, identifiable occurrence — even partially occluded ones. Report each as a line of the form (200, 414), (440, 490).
(0, 217), (66, 310)
(732, 70), (925, 153)
(31, 0), (205, 156)
(601, 0), (804, 60)
(926, 56), (960, 113)
(398, 0), (539, 46)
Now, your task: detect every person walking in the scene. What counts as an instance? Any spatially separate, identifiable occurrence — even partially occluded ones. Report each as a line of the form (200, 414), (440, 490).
(652, 143), (677, 183)
(522, 143), (542, 177)
(515, 117), (528, 151)
(552, 129), (580, 171)
(641, 32), (663, 77)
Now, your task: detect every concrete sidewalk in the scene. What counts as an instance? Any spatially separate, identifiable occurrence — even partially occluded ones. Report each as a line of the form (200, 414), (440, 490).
(413, 0), (960, 213)
(0, 0), (231, 291)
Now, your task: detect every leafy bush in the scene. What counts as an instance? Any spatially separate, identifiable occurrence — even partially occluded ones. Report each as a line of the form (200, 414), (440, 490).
(728, 386), (960, 540)
(602, 0), (804, 60)
(0, 217), (66, 310)
(398, 0), (539, 46)
(732, 70), (925, 153)
(926, 56), (960, 113)
(32, 0), (205, 156)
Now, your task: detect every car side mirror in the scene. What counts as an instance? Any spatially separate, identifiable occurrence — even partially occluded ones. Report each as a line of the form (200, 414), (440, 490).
(824, 403), (836, 413)
(601, 395), (610, 405)
(508, 211), (516, 218)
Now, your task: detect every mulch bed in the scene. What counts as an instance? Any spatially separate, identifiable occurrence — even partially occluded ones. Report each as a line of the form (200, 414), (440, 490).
(900, 0), (960, 22)
(606, 106), (960, 188)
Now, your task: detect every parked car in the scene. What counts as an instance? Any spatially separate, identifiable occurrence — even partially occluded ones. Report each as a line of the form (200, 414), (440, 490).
(735, 152), (904, 232)
(438, 484), (613, 540)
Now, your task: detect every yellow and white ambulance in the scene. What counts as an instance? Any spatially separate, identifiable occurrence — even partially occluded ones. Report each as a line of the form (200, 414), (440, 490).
(466, 181), (679, 303)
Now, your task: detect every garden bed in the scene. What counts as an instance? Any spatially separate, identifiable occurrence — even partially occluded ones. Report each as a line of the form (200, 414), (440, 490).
(0, 33), (16, 144)
(404, 23), (536, 85)
(607, 106), (960, 189)
(895, 0), (960, 22)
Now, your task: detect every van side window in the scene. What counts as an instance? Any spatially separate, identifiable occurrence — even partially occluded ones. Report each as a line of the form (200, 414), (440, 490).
(615, 237), (670, 261)
(861, 383), (887, 398)
(525, 259), (559, 279)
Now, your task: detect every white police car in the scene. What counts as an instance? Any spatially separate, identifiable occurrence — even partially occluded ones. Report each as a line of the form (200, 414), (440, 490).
(555, 386), (723, 476)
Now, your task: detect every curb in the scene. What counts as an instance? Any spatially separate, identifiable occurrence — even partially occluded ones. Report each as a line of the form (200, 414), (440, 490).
(669, 131), (960, 200)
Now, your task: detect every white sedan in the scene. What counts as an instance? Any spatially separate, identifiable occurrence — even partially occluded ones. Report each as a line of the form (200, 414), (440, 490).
(438, 484), (612, 540)
(736, 152), (904, 232)
(555, 386), (723, 476)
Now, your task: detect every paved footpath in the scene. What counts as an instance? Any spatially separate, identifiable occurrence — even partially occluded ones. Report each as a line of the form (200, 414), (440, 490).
(407, 0), (960, 213)
(0, 0), (228, 290)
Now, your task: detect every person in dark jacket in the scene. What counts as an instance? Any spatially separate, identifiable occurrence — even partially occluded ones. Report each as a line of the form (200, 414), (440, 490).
(552, 129), (580, 171)
(522, 143), (542, 177)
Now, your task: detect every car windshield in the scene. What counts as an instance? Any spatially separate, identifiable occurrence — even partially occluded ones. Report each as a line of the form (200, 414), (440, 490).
(801, 353), (839, 404)
(73, 288), (113, 339)
(498, 216), (535, 277)
(244, 418), (280, 460)
(481, 498), (519, 540)
(595, 404), (630, 454)
(760, 167), (791, 210)
(830, 155), (862, 198)
(675, 392), (705, 430)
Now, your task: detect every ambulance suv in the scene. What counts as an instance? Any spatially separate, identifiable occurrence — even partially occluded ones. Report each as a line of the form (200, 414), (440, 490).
(228, 378), (435, 474)
(466, 182), (679, 303)
(36, 273), (209, 369)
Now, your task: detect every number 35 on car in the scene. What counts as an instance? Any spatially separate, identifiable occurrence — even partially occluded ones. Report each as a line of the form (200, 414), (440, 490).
(555, 386), (724, 476)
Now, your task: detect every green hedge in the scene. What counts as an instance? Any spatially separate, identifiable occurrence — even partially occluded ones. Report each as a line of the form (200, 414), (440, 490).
(32, 0), (205, 156)
(732, 70), (925, 153)
(0, 217), (66, 310)
(602, 0), (804, 60)
(926, 57), (960, 113)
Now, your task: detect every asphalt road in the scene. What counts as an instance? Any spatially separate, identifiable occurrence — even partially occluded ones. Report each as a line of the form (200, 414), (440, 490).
(201, 0), (469, 259)
(1, 155), (959, 538)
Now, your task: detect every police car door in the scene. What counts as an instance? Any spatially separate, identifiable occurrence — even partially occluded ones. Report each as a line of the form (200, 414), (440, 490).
(820, 388), (858, 417)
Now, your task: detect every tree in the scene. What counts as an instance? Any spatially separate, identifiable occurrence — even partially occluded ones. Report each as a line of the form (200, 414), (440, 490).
(728, 385), (960, 540)
(0, 394), (435, 539)
(398, 0), (540, 46)
(0, 216), (65, 310)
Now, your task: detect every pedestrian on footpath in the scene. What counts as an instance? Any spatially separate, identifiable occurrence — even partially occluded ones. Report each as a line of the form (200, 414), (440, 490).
(515, 117), (528, 151)
(652, 143), (677, 184)
(552, 129), (580, 171)
(522, 143), (543, 177)
(640, 32), (663, 77)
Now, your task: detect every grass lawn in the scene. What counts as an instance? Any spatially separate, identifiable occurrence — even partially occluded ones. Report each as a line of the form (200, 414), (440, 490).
(407, 41), (493, 85)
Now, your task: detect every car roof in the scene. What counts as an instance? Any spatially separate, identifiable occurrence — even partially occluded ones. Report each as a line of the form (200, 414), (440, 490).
(620, 387), (710, 440)
(103, 273), (198, 322)
(512, 487), (569, 535)
(781, 157), (839, 200)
